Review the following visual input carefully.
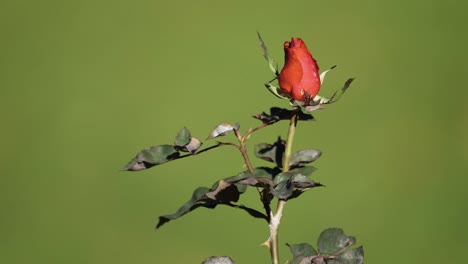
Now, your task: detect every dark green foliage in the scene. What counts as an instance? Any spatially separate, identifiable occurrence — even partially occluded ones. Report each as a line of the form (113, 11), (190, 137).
(122, 128), (325, 227)
(255, 138), (285, 168)
(157, 187), (211, 228)
(329, 247), (364, 264)
(121, 145), (180, 171)
(289, 149), (322, 168)
(326, 78), (356, 104)
(157, 182), (256, 229)
(174, 127), (191, 147)
(156, 163), (323, 228)
(286, 243), (318, 258)
(156, 180), (268, 229)
(287, 228), (363, 264)
(156, 169), (276, 228)
(272, 171), (323, 200)
(255, 138), (321, 169)
(122, 127), (203, 171)
(121, 105), (363, 263)
(121, 109), (316, 172)
(253, 107), (314, 125)
(287, 243), (318, 264)
(120, 31), (361, 264)
(318, 228), (356, 255)
(174, 127), (203, 154)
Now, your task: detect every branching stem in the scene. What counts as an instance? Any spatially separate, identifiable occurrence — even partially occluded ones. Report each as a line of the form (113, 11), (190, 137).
(226, 112), (299, 264)
(239, 144), (256, 174)
(234, 128), (256, 175)
(246, 123), (269, 138)
(235, 124), (273, 220)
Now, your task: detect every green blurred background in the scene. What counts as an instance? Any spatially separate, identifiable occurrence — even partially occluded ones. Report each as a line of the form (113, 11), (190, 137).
(1, 0), (467, 263)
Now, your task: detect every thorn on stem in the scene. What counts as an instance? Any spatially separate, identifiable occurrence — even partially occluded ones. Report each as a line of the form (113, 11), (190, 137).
(260, 239), (272, 249)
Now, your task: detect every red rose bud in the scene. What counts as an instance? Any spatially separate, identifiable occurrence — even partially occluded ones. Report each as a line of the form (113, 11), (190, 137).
(278, 38), (321, 105)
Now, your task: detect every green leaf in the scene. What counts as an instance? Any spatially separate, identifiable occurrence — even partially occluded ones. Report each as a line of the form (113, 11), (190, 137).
(329, 246), (364, 264)
(273, 173), (323, 200)
(341, 78), (355, 95)
(287, 243), (317, 257)
(157, 187), (211, 228)
(224, 167), (271, 182)
(317, 228), (356, 255)
(174, 127), (191, 147)
(292, 174), (314, 184)
(289, 149), (322, 168)
(252, 167), (279, 179)
(224, 169), (255, 182)
(273, 171), (292, 185)
(292, 255), (326, 264)
(226, 203), (268, 222)
(289, 166), (318, 176)
(122, 145), (180, 171)
(327, 78), (355, 103)
(157, 177), (269, 228)
(272, 179), (293, 200)
(254, 138), (285, 168)
(221, 167), (278, 218)
(288, 182), (323, 200)
(287, 229), (363, 264)
(287, 242), (318, 264)
(207, 180), (241, 203)
(234, 183), (247, 193)
(225, 167), (277, 189)
(173, 127), (202, 154)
